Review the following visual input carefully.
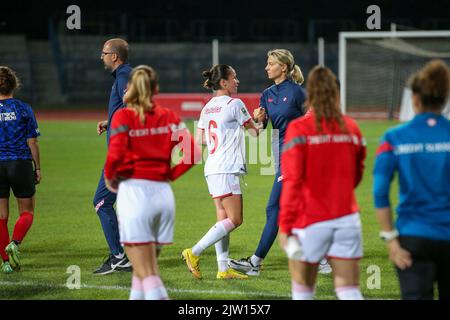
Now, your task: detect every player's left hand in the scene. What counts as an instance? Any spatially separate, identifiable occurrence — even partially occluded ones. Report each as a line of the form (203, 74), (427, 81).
(34, 169), (41, 184)
(104, 178), (118, 193)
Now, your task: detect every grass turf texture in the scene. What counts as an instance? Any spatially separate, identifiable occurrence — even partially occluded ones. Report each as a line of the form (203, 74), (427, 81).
(0, 119), (401, 300)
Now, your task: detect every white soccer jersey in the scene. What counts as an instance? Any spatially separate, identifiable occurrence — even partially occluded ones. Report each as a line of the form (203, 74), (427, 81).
(198, 95), (252, 176)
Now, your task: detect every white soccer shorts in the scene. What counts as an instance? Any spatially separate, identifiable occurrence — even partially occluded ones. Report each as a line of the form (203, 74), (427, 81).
(291, 213), (363, 264)
(116, 179), (175, 246)
(205, 173), (242, 199)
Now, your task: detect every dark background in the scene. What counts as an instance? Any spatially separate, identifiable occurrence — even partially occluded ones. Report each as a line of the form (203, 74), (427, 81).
(2, 0), (450, 42)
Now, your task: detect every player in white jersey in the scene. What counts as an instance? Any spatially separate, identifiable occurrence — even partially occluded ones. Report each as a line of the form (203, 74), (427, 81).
(182, 64), (261, 280)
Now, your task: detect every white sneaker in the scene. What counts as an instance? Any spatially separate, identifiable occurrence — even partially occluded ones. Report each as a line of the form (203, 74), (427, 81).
(228, 257), (261, 276)
(318, 259), (332, 274)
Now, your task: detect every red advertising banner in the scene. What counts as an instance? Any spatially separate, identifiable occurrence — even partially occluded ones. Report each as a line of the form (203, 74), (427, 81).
(154, 93), (261, 119)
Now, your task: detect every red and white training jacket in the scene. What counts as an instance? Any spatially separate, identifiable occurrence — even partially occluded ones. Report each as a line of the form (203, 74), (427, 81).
(279, 111), (366, 233)
(104, 104), (200, 182)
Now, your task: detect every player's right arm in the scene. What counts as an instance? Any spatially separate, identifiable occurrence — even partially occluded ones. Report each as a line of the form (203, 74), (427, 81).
(352, 121), (366, 188)
(97, 120), (108, 135)
(244, 119), (260, 137)
(168, 113), (202, 181)
(373, 132), (411, 270)
(232, 99), (260, 137)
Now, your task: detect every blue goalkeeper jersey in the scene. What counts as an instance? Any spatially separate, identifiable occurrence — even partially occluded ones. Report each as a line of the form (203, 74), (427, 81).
(0, 98), (40, 161)
(373, 113), (450, 241)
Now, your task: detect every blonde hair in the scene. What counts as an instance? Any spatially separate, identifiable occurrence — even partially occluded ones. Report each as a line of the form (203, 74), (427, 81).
(267, 49), (304, 85)
(306, 65), (346, 133)
(124, 65), (158, 124)
(409, 59), (450, 112)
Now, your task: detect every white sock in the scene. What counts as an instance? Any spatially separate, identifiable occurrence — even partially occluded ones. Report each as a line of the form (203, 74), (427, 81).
(291, 280), (315, 300)
(336, 286), (364, 300)
(215, 234), (230, 272)
(142, 275), (169, 300)
(129, 276), (144, 300)
(115, 252), (125, 259)
(250, 255), (263, 266)
(192, 218), (235, 257)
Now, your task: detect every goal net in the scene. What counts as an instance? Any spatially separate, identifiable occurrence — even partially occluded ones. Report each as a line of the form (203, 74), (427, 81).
(339, 31), (450, 119)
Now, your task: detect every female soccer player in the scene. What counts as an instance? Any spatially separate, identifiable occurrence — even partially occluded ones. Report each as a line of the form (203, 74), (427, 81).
(0, 66), (41, 274)
(279, 66), (366, 300)
(181, 64), (260, 280)
(104, 65), (200, 300)
(374, 59), (450, 300)
(229, 49), (310, 276)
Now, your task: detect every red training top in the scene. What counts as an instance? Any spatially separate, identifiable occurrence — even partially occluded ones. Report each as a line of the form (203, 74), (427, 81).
(104, 104), (200, 182)
(279, 111), (366, 233)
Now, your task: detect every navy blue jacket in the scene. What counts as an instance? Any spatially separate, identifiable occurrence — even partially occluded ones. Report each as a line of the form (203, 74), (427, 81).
(107, 63), (132, 145)
(260, 79), (306, 169)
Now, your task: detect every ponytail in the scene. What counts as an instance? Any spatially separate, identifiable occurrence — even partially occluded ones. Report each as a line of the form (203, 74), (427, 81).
(124, 65), (158, 124)
(290, 64), (304, 85)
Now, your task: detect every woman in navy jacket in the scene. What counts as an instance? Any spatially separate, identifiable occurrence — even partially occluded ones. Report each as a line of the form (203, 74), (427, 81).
(228, 49), (307, 275)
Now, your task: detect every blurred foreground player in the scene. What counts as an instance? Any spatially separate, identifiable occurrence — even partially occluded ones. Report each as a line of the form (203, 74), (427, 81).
(279, 66), (366, 300)
(374, 59), (450, 300)
(0, 66), (41, 273)
(104, 65), (200, 299)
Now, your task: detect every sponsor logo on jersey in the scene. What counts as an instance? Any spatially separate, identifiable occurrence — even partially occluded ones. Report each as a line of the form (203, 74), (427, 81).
(95, 199), (105, 212)
(268, 98), (274, 103)
(0, 112), (16, 121)
(129, 123), (185, 137)
(394, 142), (450, 155)
(240, 107), (248, 116)
(427, 118), (437, 127)
(205, 106), (222, 114)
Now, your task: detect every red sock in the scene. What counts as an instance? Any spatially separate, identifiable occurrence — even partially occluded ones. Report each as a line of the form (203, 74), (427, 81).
(12, 212), (34, 243)
(0, 219), (10, 261)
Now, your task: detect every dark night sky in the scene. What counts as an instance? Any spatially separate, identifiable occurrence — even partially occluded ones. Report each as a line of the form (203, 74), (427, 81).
(1, 0), (450, 41)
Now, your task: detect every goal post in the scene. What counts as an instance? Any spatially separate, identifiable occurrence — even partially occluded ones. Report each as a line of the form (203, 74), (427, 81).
(339, 30), (450, 119)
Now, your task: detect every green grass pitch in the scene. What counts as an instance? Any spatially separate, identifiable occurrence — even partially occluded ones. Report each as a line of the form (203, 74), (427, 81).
(0, 119), (402, 300)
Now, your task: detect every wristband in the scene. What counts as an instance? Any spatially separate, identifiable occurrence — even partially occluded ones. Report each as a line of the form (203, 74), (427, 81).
(379, 229), (399, 242)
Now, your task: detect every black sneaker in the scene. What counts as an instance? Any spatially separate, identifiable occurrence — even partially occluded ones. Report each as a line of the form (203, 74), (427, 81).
(93, 254), (131, 275)
(228, 256), (261, 276)
(116, 256), (132, 272)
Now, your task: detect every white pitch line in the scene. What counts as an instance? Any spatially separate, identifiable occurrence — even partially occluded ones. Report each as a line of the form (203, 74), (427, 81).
(0, 280), (290, 298)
